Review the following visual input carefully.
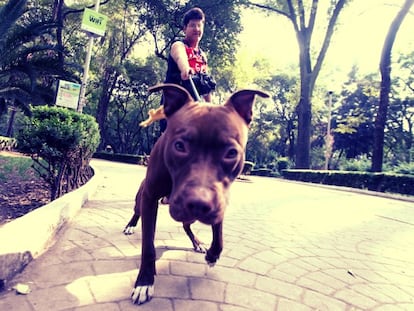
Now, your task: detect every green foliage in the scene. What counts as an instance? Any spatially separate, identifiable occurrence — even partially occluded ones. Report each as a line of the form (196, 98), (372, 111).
(0, 0), (79, 140)
(246, 73), (299, 166)
(0, 0), (27, 39)
(0, 0), (73, 107)
(393, 162), (414, 176)
(332, 69), (379, 159)
(338, 155), (372, 172)
(282, 169), (414, 196)
(93, 151), (148, 165)
(276, 157), (290, 172)
(251, 167), (272, 177)
(90, 58), (164, 155)
(127, 0), (242, 69)
(0, 154), (33, 182)
(16, 106), (100, 199)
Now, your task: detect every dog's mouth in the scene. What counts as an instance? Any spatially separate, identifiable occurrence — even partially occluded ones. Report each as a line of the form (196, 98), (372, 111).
(169, 205), (221, 225)
(168, 188), (224, 225)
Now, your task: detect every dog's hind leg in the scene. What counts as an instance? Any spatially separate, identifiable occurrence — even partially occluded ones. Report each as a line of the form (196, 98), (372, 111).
(183, 222), (207, 253)
(123, 211), (140, 235)
(123, 190), (141, 235)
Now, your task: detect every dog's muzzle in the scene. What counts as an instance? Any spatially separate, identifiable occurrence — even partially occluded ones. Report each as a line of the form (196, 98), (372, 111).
(169, 186), (223, 225)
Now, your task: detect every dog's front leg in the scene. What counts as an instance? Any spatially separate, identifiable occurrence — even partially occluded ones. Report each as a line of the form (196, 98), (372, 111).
(131, 194), (158, 305)
(205, 222), (223, 266)
(183, 222), (207, 253)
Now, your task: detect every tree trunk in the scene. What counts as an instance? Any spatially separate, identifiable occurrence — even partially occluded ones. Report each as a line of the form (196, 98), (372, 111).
(295, 29), (314, 169)
(96, 67), (119, 150)
(6, 106), (17, 137)
(296, 97), (312, 168)
(52, 0), (65, 68)
(371, 0), (414, 172)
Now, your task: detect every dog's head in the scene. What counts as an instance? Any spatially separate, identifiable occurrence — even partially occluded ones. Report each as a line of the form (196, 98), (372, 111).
(149, 84), (268, 225)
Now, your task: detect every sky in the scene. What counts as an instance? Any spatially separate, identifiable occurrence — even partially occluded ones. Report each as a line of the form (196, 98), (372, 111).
(238, 0), (414, 91)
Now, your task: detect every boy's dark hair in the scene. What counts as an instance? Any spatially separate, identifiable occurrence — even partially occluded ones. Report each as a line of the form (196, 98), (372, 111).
(182, 7), (205, 27)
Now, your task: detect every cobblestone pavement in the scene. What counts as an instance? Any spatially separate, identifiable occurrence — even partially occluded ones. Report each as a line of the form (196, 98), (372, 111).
(1, 159), (414, 311)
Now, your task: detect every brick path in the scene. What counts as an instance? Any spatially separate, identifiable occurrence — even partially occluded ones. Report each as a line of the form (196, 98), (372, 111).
(1, 159), (413, 310)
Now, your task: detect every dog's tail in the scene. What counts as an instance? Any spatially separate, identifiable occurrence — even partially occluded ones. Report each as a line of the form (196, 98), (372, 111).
(139, 106), (166, 127)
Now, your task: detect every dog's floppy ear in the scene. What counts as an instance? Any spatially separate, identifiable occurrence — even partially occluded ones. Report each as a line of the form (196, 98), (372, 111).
(226, 90), (269, 125)
(148, 84), (193, 117)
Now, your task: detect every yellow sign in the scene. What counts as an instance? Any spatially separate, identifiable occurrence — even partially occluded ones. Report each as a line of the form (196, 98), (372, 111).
(81, 8), (108, 37)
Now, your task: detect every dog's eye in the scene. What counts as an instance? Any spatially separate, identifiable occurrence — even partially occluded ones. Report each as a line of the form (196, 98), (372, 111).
(225, 148), (238, 159)
(174, 141), (186, 153)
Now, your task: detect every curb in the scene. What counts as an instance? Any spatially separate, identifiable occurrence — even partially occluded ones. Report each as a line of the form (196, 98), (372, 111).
(0, 163), (100, 290)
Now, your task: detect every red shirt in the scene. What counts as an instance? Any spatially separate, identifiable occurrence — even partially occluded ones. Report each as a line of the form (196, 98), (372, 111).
(185, 45), (208, 74)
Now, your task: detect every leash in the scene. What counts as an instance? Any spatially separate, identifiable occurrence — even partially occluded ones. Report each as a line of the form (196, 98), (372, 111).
(188, 75), (201, 102)
(140, 75), (201, 127)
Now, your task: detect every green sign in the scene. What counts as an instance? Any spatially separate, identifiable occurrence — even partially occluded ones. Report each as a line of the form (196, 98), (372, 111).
(55, 80), (81, 110)
(81, 8), (108, 37)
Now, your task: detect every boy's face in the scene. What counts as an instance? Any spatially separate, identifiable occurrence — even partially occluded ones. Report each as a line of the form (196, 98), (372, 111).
(184, 19), (204, 42)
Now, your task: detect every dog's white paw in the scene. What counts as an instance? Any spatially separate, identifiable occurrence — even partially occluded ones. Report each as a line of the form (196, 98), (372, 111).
(123, 226), (135, 235)
(207, 261), (216, 268)
(194, 244), (207, 253)
(131, 285), (154, 305)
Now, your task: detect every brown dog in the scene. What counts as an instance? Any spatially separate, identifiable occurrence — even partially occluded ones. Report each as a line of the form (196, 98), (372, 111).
(124, 84), (268, 305)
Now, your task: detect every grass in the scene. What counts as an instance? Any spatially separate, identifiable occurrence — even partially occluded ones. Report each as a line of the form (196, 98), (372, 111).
(0, 155), (35, 182)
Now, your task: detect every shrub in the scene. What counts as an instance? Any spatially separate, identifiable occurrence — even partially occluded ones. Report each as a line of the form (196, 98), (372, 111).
(276, 157), (290, 173)
(16, 106), (100, 200)
(338, 156), (371, 172)
(393, 162), (414, 176)
(251, 168), (272, 177)
(281, 169), (414, 196)
(93, 151), (148, 165)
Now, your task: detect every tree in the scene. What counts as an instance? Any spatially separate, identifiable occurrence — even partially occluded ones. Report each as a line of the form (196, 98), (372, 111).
(102, 58), (162, 155)
(0, 0), (76, 136)
(263, 73), (298, 160)
(91, 0), (148, 150)
(332, 69), (379, 159)
(387, 98), (414, 163)
(247, 0), (349, 168)
(129, 0), (243, 79)
(392, 51), (414, 163)
(371, 0), (414, 172)
(82, 0), (243, 151)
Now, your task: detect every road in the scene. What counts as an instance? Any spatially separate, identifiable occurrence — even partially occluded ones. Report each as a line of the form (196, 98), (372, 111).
(1, 159), (413, 310)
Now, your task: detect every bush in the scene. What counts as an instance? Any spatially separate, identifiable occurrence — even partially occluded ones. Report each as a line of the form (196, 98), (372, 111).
(393, 162), (414, 175)
(281, 169), (414, 196)
(93, 151), (148, 165)
(16, 106), (100, 200)
(276, 157), (290, 173)
(251, 168), (272, 177)
(338, 156), (371, 172)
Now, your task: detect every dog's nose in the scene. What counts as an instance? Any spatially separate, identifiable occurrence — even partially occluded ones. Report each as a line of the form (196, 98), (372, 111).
(185, 187), (214, 217)
(187, 200), (212, 216)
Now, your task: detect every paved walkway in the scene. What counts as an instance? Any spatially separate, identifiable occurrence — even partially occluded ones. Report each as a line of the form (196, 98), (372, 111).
(1, 159), (414, 311)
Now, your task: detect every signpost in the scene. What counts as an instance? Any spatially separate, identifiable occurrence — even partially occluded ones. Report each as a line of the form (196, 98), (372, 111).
(81, 8), (108, 37)
(55, 80), (81, 110)
(77, 3), (108, 113)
